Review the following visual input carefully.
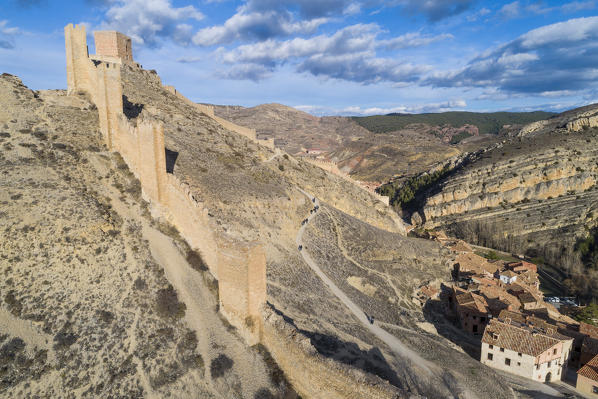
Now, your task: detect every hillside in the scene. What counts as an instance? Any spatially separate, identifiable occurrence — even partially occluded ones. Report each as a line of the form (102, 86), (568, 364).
(0, 62), (530, 397)
(213, 103), (370, 155)
(354, 111), (555, 136)
(387, 104), (598, 301)
(213, 104), (518, 182)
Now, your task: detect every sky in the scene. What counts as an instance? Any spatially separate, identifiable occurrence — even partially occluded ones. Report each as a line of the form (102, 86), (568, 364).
(1, 0), (598, 115)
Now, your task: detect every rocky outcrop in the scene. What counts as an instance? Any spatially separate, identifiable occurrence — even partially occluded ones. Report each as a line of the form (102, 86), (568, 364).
(410, 106), (598, 263)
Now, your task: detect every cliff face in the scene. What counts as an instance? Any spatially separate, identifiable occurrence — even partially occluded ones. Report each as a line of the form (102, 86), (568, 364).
(410, 105), (598, 265)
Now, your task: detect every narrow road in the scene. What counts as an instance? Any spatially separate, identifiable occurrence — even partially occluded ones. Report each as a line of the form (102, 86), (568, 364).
(295, 188), (436, 375)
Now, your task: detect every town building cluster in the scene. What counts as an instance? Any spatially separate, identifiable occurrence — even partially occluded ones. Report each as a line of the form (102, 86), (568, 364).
(419, 231), (598, 395)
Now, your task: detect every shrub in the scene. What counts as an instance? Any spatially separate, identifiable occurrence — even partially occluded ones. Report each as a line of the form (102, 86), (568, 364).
(210, 354), (233, 378)
(156, 286), (186, 320)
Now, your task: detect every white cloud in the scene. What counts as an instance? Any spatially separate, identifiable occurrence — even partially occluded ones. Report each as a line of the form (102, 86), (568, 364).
(0, 20), (20, 49)
(425, 16), (598, 95)
(218, 24), (446, 83)
(498, 1), (520, 19)
(294, 99), (468, 116)
(193, 11), (326, 46)
(176, 55), (202, 63)
(381, 32), (453, 49)
(216, 63), (272, 81)
(101, 0), (204, 46)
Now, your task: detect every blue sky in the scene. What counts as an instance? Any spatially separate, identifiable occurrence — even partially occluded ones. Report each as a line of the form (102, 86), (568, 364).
(1, 0), (598, 115)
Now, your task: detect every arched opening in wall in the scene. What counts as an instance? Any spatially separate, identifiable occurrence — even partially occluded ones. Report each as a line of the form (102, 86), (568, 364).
(545, 372), (552, 382)
(165, 148), (178, 174)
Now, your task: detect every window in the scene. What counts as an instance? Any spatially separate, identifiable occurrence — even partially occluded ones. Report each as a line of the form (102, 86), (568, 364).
(488, 353), (493, 361)
(489, 345), (493, 350)
(473, 315), (477, 320)
(536, 364), (540, 370)
(593, 386), (598, 394)
(473, 325), (478, 333)
(505, 358), (511, 366)
(517, 362), (521, 366)
(500, 347), (505, 352)
(548, 361), (551, 367)
(518, 353), (522, 357)
(481, 317), (486, 322)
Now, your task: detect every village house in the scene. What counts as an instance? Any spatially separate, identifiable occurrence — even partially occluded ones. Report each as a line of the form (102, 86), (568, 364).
(451, 288), (490, 335)
(577, 354), (598, 396)
(497, 269), (518, 285)
(481, 319), (573, 382)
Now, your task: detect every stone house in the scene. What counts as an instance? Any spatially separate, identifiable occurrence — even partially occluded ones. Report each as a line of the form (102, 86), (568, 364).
(481, 319), (573, 382)
(452, 288), (490, 335)
(577, 354), (598, 396)
(498, 270), (518, 284)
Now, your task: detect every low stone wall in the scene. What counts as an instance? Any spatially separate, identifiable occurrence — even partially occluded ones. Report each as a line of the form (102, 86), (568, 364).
(212, 114), (257, 141)
(304, 158), (390, 206)
(162, 85), (262, 142)
(262, 308), (408, 399)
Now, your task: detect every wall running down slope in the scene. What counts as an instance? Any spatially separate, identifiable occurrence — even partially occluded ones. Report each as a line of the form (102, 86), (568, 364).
(64, 23), (404, 398)
(65, 23), (265, 345)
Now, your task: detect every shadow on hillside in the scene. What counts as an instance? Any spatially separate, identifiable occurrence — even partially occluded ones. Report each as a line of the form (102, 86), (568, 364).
(123, 95), (143, 119)
(422, 298), (481, 360)
(267, 302), (405, 390)
(165, 148), (178, 174)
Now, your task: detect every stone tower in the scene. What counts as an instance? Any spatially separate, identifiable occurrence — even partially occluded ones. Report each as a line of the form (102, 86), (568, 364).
(93, 31), (134, 62)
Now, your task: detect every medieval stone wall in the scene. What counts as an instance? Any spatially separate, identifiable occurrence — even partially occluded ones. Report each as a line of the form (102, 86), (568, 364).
(262, 308), (405, 399)
(218, 240), (266, 345)
(304, 158), (390, 206)
(94, 31), (133, 62)
(63, 23), (399, 397)
(64, 23), (265, 337)
(160, 85), (274, 146)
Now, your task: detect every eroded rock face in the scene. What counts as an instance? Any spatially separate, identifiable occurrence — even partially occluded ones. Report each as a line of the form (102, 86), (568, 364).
(411, 107), (598, 263)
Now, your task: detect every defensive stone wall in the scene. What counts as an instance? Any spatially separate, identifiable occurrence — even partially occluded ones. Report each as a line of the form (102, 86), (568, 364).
(94, 31), (133, 62)
(262, 308), (407, 399)
(219, 240), (266, 345)
(160, 84), (274, 147)
(304, 158), (390, 206)
(64, 23), (264, 340)
(64, 23), (398, 397)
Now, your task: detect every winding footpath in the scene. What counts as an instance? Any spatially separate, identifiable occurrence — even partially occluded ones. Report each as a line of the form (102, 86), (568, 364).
(295, 188), (436, 375)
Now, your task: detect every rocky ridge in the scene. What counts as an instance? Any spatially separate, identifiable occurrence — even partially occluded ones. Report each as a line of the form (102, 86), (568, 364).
(404, 105), (598, 284)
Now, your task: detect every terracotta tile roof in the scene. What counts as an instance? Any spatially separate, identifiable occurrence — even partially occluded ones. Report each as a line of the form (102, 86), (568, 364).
(482, 319), (563, 357)
(580, 322), (598, 338)
(500, 270), (518, 278)
(583, 336), (598, 356)
(478, 285), (521, 309)
(456, 291), (489, 314)
(507, 261), (538, 273)
(578, 354), (598, 381)
(420, 285), (438, 298)
(455, 253), (500, 276)
(499, 309), (579, 336)
(518, 292), (539, 304)
(449, 240), (473, 253)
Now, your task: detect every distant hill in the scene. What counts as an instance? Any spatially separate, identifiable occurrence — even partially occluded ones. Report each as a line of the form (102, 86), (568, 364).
(353, 111), (555, 135)
(213, 104), (558, 182)
(388, 103), (598, 301)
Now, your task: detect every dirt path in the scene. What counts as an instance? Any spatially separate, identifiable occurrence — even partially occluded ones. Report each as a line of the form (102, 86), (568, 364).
(99, 164), (275, 399)
(324, 207), (406, 302)
(295, 188), (436, 375)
